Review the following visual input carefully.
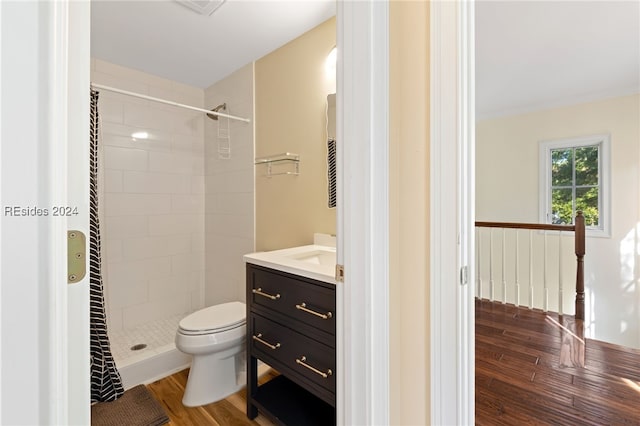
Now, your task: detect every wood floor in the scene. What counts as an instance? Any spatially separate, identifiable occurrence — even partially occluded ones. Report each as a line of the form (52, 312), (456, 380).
(476, 298), (640, 425)
(147, 369), (276, 426)
(147, 301), (640, 425)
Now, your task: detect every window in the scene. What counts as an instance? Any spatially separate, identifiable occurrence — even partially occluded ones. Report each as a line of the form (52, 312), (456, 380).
(539, 134), (610, 237)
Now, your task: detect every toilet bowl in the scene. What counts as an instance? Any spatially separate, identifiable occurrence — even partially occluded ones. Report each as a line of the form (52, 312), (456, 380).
(175, 301), (246, 407)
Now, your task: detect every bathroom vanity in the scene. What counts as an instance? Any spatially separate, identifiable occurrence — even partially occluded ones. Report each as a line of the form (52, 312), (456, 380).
(244, 245), (337, 425)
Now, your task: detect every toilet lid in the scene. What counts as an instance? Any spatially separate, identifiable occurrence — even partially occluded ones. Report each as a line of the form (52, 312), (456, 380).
(179, 301), (245, 333)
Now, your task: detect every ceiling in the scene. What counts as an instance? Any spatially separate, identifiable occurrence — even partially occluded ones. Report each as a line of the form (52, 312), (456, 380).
(92, 1), (639, 116)
(476, 0), (640, 119)
(91, 0), (336, 88)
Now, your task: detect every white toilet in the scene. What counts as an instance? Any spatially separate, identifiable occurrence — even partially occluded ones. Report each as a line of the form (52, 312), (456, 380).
(175, 301), (246, 407)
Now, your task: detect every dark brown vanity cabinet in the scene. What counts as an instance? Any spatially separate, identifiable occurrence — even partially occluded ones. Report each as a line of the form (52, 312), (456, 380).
(246, 263), (336, 425)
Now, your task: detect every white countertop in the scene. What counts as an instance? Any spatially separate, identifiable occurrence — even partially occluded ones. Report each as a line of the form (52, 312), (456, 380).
(243, 244), (337, 285)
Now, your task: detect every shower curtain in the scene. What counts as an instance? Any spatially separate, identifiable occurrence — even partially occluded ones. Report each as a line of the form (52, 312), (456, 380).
(89, 89), (125, 402)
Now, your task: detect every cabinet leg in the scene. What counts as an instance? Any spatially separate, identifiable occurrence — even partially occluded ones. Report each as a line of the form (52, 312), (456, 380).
(247, 355), (258, 419)
(247, 404), (258, 420)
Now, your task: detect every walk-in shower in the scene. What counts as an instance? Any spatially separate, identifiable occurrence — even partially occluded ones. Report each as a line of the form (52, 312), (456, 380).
(90, 59), (254, 388)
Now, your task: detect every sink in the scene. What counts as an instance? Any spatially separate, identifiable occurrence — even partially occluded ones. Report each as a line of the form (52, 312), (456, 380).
(244, 244), (337, 284)
(287, 249), (336, 266)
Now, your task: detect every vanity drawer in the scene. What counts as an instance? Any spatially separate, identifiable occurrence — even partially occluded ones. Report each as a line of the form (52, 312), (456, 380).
(251, 314), (336, 394)
(248, 266), (336, 336)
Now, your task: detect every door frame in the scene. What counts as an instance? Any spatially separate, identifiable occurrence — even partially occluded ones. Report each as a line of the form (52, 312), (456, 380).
(19, 0), (474, 423)
(335, 1), (390, 424)
(430, 1), (475, 424)
(337, 0), (475, 424)
(51, 1), (92, 424)
(65, 2), (92, 424)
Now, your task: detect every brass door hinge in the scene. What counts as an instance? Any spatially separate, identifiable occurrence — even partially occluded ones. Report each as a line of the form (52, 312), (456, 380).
(335, 264), (344, 283)
(68, 230), (86, 284)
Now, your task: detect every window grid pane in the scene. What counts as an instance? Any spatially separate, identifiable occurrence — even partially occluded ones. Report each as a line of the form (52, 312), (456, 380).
(576, 187), (599, 227)
(551, 148), (573, 186)
(548, 143), (600, 228)
(575, 145), (599, 186)
(551, 187), (573, 224)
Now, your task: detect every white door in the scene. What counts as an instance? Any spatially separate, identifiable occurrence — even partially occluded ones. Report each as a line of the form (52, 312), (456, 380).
(0, 2), (90, 424)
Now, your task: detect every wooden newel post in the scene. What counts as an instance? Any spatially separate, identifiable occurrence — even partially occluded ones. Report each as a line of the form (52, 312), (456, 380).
(574, 211), (586, 320)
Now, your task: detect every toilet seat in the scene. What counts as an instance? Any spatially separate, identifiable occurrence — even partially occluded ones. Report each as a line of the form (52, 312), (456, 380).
(178, 301), (246, 336)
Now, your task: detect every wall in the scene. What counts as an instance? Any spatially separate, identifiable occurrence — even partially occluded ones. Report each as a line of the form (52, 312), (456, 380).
(204, 63), (255, 306)
(91, 60), (206, 332)
(477, 94), (640, 348)
(254, 17), (336, 251)
(389, 1), (430, 424)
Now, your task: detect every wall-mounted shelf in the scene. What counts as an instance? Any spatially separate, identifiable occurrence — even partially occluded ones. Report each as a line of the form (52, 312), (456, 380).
(255, 153), (300, 177)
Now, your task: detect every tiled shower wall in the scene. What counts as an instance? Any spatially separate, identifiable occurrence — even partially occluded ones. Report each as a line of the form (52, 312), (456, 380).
(204, 63), (255, 306)
(92, 59), (206, 332)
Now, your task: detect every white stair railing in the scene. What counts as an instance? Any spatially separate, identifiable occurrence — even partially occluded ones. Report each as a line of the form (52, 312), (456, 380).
(475, 213), (586, 319)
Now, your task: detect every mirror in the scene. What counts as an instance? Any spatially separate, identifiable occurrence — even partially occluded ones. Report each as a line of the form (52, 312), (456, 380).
(327, 93), (336, 208)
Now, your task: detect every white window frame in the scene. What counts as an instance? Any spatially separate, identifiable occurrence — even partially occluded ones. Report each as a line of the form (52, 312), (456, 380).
(539, 134), (611, 238)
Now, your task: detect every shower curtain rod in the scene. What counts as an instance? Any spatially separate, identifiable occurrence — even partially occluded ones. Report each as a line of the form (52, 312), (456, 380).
(90, 83), (251, 123)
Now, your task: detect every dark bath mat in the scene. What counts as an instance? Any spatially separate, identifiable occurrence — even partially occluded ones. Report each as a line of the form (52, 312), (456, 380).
(91, 384), (169, 426)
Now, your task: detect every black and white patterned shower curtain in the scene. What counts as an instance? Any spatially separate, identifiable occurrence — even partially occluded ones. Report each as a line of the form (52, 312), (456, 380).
(90, 89), (125, 403)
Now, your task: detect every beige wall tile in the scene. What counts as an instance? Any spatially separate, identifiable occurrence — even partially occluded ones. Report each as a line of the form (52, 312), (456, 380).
(107, 276), (148, 309)
(171, 194), (206, 214)
(114, 256), (172, 280)
(104, 145), (149, 171)
(121, 235), (192, 261)
(122, 293), (191, 328)
(104, 215), (149, 239)
(123, 171), (191, 194)
(149, 151), (201, 174)
(92, 71), (149, 95)
(104, 193), (171, 216)
(203, 63), (255, 309)
(148, 213), (204, 236)
(93, 59), (206, 330)
(104, 170), (124, 193)
(94, 58), (173, 90)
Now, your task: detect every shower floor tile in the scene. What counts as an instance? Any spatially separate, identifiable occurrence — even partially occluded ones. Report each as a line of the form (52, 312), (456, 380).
(109, 313), (188, 368)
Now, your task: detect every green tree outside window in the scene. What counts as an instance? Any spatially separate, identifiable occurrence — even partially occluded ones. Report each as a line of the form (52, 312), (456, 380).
(550, 145), (599, 226)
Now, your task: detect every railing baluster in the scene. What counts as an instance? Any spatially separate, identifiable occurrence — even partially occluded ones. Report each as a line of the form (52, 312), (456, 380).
(502, 229), (507, 304)
(489, 229), (494, 302)
(515, 230), (520, 307)
(559, 231), (563, 315)
(529, 229), (533, 310)
(543, 230), (548, 312)
(575, 212), (586, 320)
(476, 228), (481, 299)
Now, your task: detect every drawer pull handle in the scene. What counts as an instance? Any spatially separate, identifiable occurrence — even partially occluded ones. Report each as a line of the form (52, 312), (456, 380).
(295, 302), (332, 320)
(252, 287), (280, 300)
(252, 333), (281, 350)
(296, 356), (332, 378)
